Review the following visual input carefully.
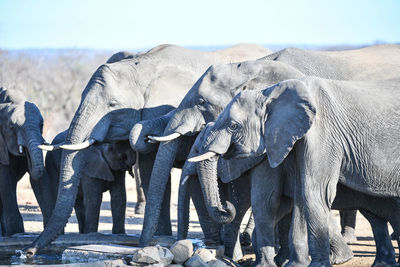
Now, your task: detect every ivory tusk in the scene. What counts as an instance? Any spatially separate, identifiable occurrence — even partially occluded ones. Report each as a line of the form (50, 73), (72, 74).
(38, 143), (63, 151)
(18, 145), (24, 154)
(188, 151), (217, 162)
(147, 132), (181, 142)
(181, 175), (190, 186)
(59, 138), (96, 150)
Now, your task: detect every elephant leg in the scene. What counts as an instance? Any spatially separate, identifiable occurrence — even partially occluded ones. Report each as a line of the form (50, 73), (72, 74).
(189, 176), (222, 242)
(240, 211), (255, 247)
(250, 162), (283, 267)
(299, 149), (343, 267)
(0, 165), (24, 236)
(275, 212), (292, 267)
(134, 167), (146, 215)
(81, 176), (103, 233)
(327, 211), (354, 265)
(110, 171), (126, 234)
(359, 209), (397, 266)
(74, 187), (85, 233)
(29, 172), (55, 227)
(340, 210), (357, 243)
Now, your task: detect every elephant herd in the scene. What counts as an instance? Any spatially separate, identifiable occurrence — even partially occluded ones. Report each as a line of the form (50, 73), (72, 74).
(1, 43), (400, 267)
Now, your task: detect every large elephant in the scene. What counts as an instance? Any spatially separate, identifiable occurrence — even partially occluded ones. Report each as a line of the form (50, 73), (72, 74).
(191, 77), (400, 266)
(0, 87), (54, 236)
(24, 44), (271, 256)
(135, 44), (400, 247)
(46, 130), (138, 234)
(178, 123), (354, 264)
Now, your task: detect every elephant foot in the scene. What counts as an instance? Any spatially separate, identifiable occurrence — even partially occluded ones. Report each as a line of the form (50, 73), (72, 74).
(135, 201), (145, 215)
(341, 227), (357, 243)
(308, 260), (332, 267)
(330, 241), (354, 265)
(284, 258), (310, 267)
(372, 260), (399, 267)
(240, 231), (252, 247)
(274, 246), (289, 267)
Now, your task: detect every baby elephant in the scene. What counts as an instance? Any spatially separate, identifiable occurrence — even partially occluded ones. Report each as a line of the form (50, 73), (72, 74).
(46, 131), (142, 233)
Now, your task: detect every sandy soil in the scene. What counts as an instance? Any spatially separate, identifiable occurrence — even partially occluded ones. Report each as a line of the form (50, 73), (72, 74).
(17, 169), (398, 266)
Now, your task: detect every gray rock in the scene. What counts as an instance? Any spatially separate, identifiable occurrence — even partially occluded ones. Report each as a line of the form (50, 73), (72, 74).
(184, 254), (208, 267)
(193, 248), (215, 263)
(153, 235), (177, 248)
(157, 245), (174, 265)
(170, 239), (194, 264)
(208, 259), (230, 267)
(207, 245), (225, 259)
(62, 244), (139, 263)
(130, 245), (173, 265)
(131, 246), (160, 264)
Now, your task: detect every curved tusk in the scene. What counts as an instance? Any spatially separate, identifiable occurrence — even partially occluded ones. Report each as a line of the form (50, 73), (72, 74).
(59, 138), (96, 150)
(18, 145), (24, 154)
(188, 151), (217, 162)
(181, 175), (190, 186)
(38, 142), (63, 151)
(147, 132), (181, 143)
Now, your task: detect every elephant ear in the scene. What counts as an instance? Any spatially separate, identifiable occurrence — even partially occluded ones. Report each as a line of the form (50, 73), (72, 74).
(0, 130), (9, 165)
(263, 80), (316, 168)
(82, 146), (114, 181)
(218, 155), (265, 183)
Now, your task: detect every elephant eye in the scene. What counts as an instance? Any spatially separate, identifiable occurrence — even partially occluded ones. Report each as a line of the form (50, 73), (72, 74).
(109, 100), (118, 107)
(228, 123), (239, 132)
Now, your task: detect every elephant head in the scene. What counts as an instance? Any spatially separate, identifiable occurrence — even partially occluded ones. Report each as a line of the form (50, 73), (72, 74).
(0, 88), (47, 181)
(25, 55), (157, 256)
(190, 80), (316, 223)
(138, 60), (304, 245)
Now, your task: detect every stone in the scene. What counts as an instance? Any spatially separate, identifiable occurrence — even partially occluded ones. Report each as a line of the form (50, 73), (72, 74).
(184, 254), (208, 267)
(131, 246), (160, 264)
(206, 245), (225, 259)
(170, 239), (194, 264)
(152, 235), (177, 248)
(193, 248), (215, 263)
(208, 259), (230, 267)
(62, 244), (139, 263)
(157, 245), (174, 265)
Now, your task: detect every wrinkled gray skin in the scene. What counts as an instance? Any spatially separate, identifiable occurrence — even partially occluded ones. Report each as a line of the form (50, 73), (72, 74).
(195, 77), (400, 266)
(127, 45), (271, 247)
(46, 130), (137, 234)
(176, 124), (252, 260)
(0, 88), (54, 236)
(25, 43), (270, 256)
(179, 123), (353, 264)
(135, 44), (400, 248)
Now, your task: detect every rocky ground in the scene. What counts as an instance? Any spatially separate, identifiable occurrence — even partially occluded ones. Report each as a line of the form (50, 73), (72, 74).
(16, 169), (398, 266)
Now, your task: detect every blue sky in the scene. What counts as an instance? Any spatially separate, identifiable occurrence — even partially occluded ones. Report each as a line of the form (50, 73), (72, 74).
(0, 0), (399, 50)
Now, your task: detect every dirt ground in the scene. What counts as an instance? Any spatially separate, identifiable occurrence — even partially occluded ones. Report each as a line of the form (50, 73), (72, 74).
(17, 169), (398, 266)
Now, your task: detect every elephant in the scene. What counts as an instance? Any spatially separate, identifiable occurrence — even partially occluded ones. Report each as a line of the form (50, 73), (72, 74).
(24, 43), (271, 256)
(0, 87), (54, 236)
(135, 44), (400, 247)
(177, 123), (354, 264)
(190, 76), (400, 266)
(46, 130), (139, 234)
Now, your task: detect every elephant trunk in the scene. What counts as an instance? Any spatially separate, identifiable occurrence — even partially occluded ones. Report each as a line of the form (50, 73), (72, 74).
(165, 107), (205, 137)
(197, 156), (236, 224)
(177, 158), (197, 240)
(25, 128), (46, 181)
(24, 103), (108, 257)
(139, 139), (179, 246)
(129, 112), (173, 153)
(177, 173), (191, 240)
